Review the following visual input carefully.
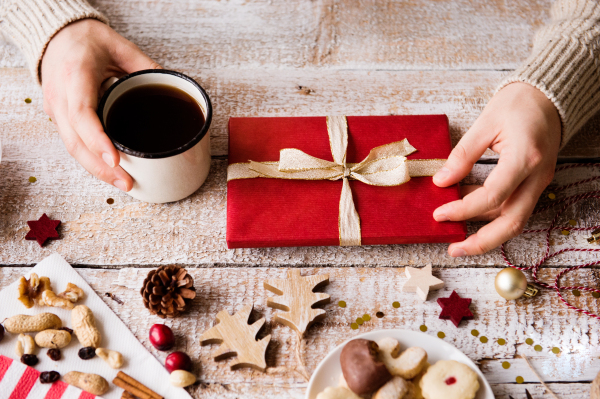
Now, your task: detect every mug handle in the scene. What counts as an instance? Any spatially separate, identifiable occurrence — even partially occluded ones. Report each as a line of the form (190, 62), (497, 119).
(99, 76), (119, 99)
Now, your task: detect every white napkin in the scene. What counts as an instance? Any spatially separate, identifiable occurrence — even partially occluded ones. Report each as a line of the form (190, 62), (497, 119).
(0, 254), (192, 399)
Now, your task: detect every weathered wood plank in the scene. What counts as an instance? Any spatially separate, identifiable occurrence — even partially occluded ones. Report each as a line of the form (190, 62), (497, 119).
(1, 0), (553, 70)
(1, 67), (597, 160)
(2, 148), (600, 267)
(0, 267), (596, 398)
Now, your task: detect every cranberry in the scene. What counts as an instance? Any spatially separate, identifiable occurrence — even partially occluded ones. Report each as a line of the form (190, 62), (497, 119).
(40, 371), (60, 383)
(165, 351), (192, 373)
(445, 376), (457, 385)
(78, 347), (96, 360)
(47, 348), (61, 361)
(21, 354), (38, 366)
(149, 324), (175, 351)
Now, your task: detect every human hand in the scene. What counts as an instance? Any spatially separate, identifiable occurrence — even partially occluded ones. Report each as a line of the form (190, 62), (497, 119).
(432, 82), (562, 257)
(41, 19), (161, 191)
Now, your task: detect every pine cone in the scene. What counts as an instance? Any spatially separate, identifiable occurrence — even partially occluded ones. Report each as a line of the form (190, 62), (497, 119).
(141, 266), (196, 318)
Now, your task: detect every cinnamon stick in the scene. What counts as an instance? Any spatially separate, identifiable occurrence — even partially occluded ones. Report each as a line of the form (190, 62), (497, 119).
(121, 391), (135, 399)
(113, 372), (162, 399)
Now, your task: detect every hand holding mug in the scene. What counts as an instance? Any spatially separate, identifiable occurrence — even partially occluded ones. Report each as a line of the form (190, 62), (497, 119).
(41, 19), (162, 192)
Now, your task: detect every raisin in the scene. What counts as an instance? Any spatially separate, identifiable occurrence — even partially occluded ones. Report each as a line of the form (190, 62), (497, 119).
(40, 371), (60, 383)
(0, 324), (4, 343)
(78, 346), (96, 360)
(21, 354), (38, 366)
(47, 348), (61, 361)
(58, 327), (73, 335)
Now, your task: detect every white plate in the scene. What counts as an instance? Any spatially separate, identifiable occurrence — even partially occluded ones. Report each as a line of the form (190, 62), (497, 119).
(306, 329), (494, 399)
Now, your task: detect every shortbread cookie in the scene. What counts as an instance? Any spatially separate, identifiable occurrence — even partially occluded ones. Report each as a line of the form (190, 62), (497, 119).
(403, 381), (420, 399)
(377, 338), (428, 379)
(373, 376), (409, 399)
(316, 386), (361, 399)
(408, 363), (429, 399)
(420, 360), (479, 399)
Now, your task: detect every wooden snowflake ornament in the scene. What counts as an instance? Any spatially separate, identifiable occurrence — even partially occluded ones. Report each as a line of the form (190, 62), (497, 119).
(200, 303), (271, 371)
(264, 269), (330, 336)
(402, 264), (444, 301)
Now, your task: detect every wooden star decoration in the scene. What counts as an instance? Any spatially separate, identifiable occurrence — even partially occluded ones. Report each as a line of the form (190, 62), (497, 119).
(437, 290), (473, 327)
(264, 269), (330, 336)
(402, 264), (444, 301)
(200, 303), (271, 371)
(25, 213), (61, 246)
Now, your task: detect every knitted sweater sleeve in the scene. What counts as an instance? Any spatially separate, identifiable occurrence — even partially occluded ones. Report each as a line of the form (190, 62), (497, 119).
(498, 0), (600, 147)
(0, 0), (108, 83)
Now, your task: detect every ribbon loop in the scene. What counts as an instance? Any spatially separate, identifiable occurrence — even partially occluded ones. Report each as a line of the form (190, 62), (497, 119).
(227, 116), (446, 246)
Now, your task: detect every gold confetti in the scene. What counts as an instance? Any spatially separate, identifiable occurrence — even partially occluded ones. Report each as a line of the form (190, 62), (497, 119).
(593, 292), (600, 299)
(392, 301), (400, 308)
(502, 361), (511, 369)
(338, 301), (346, 308)
(497, 338), (506, 346)
(351, 323), (358, 330)
(561, 229), (570, 236)
(363, 314), (371, 321)
(548, 193), (556, 200)
(573, 290), (581, 296)
(419, 325), (428, 332)
(24, 98), (32, 104)
(356, 317), (364, 325)
(569, 219), (577, 226)
(552, 347), (560, 354)
(376, 312), (384, 318)
(107, 198), (115, 205)
(516, 376), (524, 384)
(525, 338), (534, 345)
(480, 336), (488, 343)
(437, 332), (445, 339)
(49, 117), (52, 122)
(28, 176), (37, 183)
(534, 345), (543, 352)
(471, 329), (479, 337)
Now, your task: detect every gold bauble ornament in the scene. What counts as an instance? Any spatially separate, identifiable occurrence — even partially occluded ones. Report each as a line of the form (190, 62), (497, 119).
(495, 268), (538, 300)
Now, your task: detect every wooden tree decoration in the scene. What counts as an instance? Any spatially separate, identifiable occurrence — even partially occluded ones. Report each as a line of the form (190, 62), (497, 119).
(200, 303), (271, 371)
(264, 269), (330, 336)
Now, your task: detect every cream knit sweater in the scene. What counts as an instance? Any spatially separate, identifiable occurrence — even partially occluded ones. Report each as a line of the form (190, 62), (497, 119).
(1, 0), (599, 146)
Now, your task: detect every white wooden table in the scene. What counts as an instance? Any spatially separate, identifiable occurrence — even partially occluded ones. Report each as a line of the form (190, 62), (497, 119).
(1, 1), (599, 398)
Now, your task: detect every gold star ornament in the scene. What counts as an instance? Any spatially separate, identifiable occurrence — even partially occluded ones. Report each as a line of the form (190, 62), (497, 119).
(402, 264), (444, 301)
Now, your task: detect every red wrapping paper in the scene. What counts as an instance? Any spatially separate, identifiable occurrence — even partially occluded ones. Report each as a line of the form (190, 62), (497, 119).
(227, 115), (466, 248)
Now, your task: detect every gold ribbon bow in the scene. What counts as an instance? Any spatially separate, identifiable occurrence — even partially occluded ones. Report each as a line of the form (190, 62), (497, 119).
(227, 116), (446, 246)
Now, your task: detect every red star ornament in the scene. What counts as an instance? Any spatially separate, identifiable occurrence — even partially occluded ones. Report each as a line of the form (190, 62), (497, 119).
(437, 290), (473, 327)
(25, 214), (61, 246)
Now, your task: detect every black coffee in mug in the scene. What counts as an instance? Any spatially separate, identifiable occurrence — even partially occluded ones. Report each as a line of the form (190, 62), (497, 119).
(106, 84), (205, 154)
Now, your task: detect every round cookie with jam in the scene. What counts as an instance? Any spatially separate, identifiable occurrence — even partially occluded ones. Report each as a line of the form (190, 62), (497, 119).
(420, 360), (480, 399)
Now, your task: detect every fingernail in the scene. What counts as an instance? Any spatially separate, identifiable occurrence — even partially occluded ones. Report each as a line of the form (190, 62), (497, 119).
(102, 152), (115, 168)
(433, 208), (449, 222)
(450, 248), (467, 257)
(114, 180), (127, 191)
(433, 167), (450, 184)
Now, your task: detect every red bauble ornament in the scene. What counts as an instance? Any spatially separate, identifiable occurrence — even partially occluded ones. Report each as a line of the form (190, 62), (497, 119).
(25, 214), (61, 246)
(149, 324), (175, 351)
(437, 290), (473, 327)
(165, 351), (192, 373)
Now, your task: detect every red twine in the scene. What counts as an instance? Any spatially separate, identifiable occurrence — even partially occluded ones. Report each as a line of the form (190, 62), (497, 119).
(501, 163), (600, 320)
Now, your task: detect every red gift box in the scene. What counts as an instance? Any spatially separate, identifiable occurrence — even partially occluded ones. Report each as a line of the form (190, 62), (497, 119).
(227, 115), (466, 248)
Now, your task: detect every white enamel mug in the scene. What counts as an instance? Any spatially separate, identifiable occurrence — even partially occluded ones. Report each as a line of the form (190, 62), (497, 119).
(98, 70), (212, 203)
